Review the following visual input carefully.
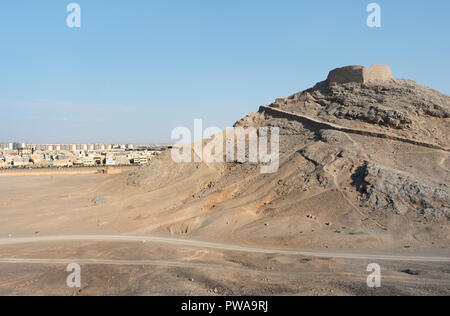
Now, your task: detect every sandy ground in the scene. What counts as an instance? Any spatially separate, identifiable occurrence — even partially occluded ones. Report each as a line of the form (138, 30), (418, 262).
(0, 171), (448, 296)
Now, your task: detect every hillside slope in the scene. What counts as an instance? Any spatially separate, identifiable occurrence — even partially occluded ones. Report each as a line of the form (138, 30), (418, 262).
(129, 65), (449, 250)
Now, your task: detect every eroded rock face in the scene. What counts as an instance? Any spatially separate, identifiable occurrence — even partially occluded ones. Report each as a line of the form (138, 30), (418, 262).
(327, 65), (392, 84)
(353, 162), (450, 220)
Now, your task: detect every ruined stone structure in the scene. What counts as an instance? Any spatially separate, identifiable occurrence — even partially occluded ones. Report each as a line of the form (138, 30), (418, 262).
(327, 65), (392, 84)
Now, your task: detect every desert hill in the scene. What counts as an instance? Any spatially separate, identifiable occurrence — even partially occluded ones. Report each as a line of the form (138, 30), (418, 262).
(126, 65), (450, 250)
(113, 66), (446, 252)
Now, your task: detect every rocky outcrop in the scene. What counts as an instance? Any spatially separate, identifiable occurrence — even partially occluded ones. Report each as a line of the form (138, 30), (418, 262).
(259, 105), (449, 152)
(262, 66), (450, 149)
(353, 162), (450, 220)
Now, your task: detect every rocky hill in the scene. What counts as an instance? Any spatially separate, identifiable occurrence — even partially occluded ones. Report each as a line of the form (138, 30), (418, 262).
(131, 65), (449, 250)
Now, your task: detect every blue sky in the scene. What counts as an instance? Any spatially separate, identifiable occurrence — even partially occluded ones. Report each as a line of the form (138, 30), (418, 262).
(0, 0), (449, 143)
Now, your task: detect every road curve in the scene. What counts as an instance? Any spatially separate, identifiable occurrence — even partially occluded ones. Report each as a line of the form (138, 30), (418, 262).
(0, 235), (449, 263)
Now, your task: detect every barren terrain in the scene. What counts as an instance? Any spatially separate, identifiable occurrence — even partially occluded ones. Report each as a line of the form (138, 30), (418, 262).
(0, 66), (448, 296)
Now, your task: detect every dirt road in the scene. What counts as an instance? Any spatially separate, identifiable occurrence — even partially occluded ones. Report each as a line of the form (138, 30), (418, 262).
(1, 235), (449, 263)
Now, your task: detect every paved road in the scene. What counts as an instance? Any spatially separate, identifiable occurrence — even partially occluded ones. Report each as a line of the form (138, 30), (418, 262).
(0, 235), (449, 263)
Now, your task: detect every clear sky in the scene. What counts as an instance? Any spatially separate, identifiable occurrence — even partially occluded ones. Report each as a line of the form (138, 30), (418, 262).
(1, 0), (449, 143)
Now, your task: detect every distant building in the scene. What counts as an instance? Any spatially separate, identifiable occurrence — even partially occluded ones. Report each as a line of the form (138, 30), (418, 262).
(12, 157), (29, 167)
(105, 156), (116, 166)
(82, 157), (96, 166)
(13, 142), (25, 150)
(52, 159), (73, 167)
(132, 156), (148, 165)
(115, 156), (130, 165)
(18, 148), (32, 156)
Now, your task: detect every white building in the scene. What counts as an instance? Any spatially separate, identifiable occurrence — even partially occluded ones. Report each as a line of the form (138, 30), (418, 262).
(105, 156), (116, 166)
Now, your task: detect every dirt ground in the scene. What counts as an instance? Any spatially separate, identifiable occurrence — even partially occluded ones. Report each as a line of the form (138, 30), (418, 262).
(0, 171), (448, 296)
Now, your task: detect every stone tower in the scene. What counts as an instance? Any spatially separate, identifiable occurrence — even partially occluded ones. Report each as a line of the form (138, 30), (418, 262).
(327, 65), (393, 84)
